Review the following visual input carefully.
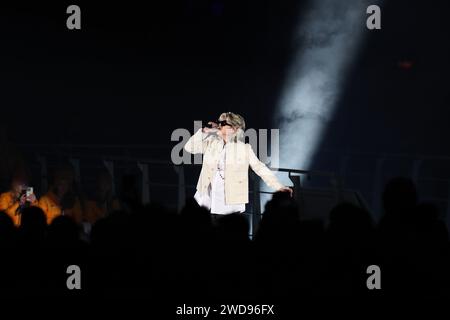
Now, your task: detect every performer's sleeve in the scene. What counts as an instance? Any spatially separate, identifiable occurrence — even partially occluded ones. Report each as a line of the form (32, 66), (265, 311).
(184, 128), (213, 154)
(248, 144), (284, 191)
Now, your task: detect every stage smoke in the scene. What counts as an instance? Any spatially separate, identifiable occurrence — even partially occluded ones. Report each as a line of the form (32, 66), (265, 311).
(276, 0), (378, 171)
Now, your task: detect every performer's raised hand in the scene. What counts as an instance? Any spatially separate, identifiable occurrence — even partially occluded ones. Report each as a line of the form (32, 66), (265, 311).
(203, 121), (219, 134)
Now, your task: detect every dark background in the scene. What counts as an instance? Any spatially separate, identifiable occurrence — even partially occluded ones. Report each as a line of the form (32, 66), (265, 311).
(1, 0), (450, 217)
(1, 2), (450, 302)
(1, 0), (448, 155)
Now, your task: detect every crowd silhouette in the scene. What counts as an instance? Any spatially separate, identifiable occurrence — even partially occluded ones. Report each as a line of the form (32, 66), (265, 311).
(0, 173), (449, 301)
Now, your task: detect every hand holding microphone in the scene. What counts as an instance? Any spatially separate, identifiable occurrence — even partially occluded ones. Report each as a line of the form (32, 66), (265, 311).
(203, 121), (219, 134)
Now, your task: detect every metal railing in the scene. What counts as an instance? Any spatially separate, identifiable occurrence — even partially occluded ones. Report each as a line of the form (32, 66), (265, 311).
(15, 144), (450, 231)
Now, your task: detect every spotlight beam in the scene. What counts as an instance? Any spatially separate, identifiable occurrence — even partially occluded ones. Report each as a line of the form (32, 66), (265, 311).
(276, 0), (377, 172)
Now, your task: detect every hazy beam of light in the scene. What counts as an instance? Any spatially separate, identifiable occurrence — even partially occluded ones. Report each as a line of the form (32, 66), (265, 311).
(276, 0), (374, 171)
(258, 0), (379, 210)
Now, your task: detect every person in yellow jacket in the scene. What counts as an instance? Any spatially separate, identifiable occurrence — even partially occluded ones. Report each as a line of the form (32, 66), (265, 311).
(0, 175), (38, 226)
(85, 170), (121, 224)
(38, 166), (84, 225)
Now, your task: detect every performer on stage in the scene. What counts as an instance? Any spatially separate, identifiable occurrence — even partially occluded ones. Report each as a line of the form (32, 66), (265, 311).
(184, 112), (292, 217)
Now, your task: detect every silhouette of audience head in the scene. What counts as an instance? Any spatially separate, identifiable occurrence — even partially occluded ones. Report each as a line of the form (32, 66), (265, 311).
(263, 190), (299, 224)
(47, 215), (80, 247)
(0, 211), (15, 246)
(382, 177), (418, 218)
(19, 206), (47, 244)
(180, 197), (212, 229)
(328, 202), (374, 245)
(256, 191), (300, 245)
(215, 213), (249, 244)
(413, 202), (449, 245)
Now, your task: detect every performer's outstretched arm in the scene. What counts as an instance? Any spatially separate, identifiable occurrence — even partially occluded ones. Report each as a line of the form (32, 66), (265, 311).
(248, 144), (292, 195)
